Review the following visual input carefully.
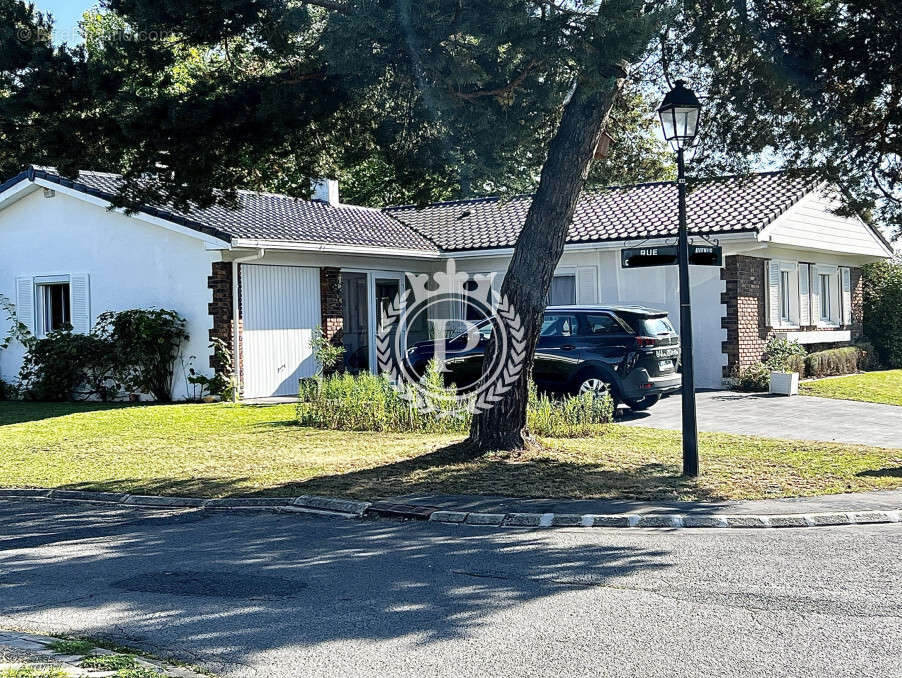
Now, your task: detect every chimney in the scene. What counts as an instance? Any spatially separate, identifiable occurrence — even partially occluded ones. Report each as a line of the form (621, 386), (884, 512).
(311, 178), (340, 205)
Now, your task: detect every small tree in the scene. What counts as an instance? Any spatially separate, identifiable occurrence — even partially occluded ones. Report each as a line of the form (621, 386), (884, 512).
(310, 326), (345, 377)
(863, 259), (902, 368)
(94, 309), (189, 401)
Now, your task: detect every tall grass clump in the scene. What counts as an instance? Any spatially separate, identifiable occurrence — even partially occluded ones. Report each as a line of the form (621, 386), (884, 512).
(297, 362), (615, 437)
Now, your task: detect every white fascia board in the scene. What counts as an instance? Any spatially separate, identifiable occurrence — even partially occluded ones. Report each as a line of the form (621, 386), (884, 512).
(0, 179), (40, 211)
(444, 232), (757, 260)
(32, 178), (232, 250)
(231, 238), (442, 260)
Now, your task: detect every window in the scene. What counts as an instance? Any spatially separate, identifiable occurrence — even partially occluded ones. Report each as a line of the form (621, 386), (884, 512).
(582, 314), (624, 336)
(819, 273), (831, 322)
(780, 270), (791, 323)
(37, 281), (70, 335)
(540, 313), (578, 337)
(547, 275), (576, 306)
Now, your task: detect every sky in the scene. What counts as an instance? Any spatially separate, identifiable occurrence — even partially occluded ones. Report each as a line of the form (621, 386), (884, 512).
(33, 0), (96, 44)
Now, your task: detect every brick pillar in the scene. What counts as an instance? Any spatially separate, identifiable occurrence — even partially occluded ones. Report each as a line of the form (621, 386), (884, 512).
(208, 262), (233, 369)
(721, 255), (770, 378)
(320, 267), (343, 343)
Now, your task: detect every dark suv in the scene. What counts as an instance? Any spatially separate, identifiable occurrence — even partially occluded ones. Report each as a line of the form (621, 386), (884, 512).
(405, 305), (682, 411)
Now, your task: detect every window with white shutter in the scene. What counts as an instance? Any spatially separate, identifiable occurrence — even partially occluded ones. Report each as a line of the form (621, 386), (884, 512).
(576, 266), (598, 304)
(811, 264), (841, 327)
(840, 267), (852, 326)
(798, 264), (811, 326)
(69, 273), (91, 334)
(15, 277), (35, 335)
(766, 260), (781, 327)
(767, 260), (800, 328)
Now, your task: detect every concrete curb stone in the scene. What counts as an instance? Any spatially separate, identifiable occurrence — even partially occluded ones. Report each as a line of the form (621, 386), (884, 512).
(1, 487), (900, 530)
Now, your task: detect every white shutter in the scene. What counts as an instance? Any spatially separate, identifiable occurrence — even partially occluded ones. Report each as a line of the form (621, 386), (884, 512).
(810, 266), (822, 325)
(798, 264), (811, 326)
(69, 273), (91, 334)
(15, 277), (35, 335)
(766, 261), (781, 327)
(576, 267), (598, 304)
(840, 267), (852, 326)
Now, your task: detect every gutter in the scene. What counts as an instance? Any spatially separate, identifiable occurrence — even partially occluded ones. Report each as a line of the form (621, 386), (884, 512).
(232, 248), (265, 401)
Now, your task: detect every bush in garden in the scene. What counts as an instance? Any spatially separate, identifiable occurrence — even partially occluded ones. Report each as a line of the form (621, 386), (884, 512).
(297, 362), (614, 436)
(763, 335), (807, 373)
(94, 309), (188, 402)
(732, 362), (771, 392)
(188, 337), (235, 400)
(310, 326), (345, 376)
(805, 346), (865, 378)
(862, 259), (902, 368)
(19, 327), (119, 401)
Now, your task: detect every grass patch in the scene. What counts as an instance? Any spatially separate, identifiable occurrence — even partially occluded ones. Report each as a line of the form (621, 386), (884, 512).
(0, 668), (67, 678)
(0, 401), (900, 501)
(800, 370), (902, 406)
(46, 639), (94, 655)
(80, 655), (137, 671)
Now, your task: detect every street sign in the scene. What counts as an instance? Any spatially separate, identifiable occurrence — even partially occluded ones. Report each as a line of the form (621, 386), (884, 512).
(688, 244), (723, 267)
(621, 246), (678, 268)
(621, 244), (722, 268)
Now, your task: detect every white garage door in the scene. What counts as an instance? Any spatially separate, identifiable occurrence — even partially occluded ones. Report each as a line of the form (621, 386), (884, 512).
(242, 265), (321, 398)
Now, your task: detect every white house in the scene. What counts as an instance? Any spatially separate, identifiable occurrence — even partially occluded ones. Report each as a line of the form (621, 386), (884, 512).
(0, 166), (892, 399)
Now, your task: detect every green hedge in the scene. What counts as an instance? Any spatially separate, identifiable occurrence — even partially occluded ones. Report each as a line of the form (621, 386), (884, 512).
(862, 259), (902, 368)
(805, 346), (864, 378)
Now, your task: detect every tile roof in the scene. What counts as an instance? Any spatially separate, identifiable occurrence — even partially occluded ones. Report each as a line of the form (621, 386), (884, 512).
(5, 167), (817, 254)
(11, 167), (440, 253)
(385, 171), (816, 251)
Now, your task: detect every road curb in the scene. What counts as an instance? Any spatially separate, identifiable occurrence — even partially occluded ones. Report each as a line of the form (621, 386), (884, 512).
(1, 488), (900, 529)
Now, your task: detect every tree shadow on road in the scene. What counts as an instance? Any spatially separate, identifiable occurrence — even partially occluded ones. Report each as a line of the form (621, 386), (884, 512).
(0, 499), (672, 672)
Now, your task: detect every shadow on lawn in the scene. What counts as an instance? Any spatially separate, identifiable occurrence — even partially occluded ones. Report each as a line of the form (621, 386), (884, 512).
(60, 441), (729, 506)
(0, 400), (133, 426)
(857, 466), (902, 478)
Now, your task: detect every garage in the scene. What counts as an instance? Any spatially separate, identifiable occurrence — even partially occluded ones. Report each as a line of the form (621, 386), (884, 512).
(241, 264), (321, 398)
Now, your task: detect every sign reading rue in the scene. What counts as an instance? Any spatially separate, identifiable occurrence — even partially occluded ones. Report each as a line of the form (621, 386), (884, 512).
(621, 244), (723, 268)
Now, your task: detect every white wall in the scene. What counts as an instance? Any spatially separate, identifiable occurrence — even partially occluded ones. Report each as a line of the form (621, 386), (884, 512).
(453, 248), (728, 388)
(0, 189), (221, 400)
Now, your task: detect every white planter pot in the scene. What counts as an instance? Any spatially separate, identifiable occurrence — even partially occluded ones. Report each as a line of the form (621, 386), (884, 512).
(769, 371), (799, 396)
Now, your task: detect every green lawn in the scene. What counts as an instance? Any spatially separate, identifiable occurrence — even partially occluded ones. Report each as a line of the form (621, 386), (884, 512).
(0, 401), (900, 502)
(800, 369), (902, 407)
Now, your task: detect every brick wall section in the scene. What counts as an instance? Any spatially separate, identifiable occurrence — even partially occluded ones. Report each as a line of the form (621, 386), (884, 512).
(208, 262), (233, 368)
(721, 255), (769, 378)
(320, 267), (343, 342)
(721, 255), (865, 378)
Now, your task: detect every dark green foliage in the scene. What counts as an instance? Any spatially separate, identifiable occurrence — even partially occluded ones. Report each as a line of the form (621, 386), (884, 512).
(763, 335), (807, 373)
(672, 0), (902, 235)
(733, 362), (771, 392)
(309, 326), (345, 376)
(94, 309), (189, 401)
(862, 259), (902, 368)
(187, 337), (235, 399)
(19, 327), (118, 401)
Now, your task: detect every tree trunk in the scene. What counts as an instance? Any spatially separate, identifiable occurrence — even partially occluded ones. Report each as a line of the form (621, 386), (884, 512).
(466, 69), (628, 453)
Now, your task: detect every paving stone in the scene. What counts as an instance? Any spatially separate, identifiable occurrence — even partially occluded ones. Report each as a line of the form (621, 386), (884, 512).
(584, 515), (632, 528)
(50, 490), (128, 503)
(204, 498), (292, 508)
(724, 515), (769, 528)
(637, 515), (681, 528)
(0, 488), (52, 498)
(683, 515), (730, 528)
(550, 514), (583, 527)
(809, 512), (851, 526)
(124, 495), (206, 507)
(429, 511), (468, 523)
(502, 513), (542, 527)
(767, 515), (812, 528)
(848, 511), (892, 524)
(294, 495), (371, 515)
(464, 513), (505, 526)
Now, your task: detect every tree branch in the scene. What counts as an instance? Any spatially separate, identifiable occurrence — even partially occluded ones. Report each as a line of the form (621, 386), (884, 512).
(452, 59), (541, 102)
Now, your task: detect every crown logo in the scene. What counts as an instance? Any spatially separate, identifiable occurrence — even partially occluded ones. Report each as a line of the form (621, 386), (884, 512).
(406, 259), (495, 306)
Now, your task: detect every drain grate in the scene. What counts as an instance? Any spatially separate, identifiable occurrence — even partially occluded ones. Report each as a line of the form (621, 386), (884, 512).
(112, 570), (307, 599)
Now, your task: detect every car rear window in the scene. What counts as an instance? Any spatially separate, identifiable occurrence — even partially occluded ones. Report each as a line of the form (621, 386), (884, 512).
(623, 314), (675, 336)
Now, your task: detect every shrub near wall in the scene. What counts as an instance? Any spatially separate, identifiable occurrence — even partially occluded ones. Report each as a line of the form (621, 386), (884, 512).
(862, 259), (902, 368)
(805, 347), (864, 378)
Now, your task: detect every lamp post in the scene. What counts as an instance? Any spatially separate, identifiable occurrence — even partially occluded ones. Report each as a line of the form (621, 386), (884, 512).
(657, 80), (702, 477)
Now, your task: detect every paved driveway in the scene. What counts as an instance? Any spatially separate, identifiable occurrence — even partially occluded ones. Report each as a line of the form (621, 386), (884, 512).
(622, 391), (902, 447)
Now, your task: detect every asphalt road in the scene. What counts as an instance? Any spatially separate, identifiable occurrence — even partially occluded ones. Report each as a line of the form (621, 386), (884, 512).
(1, 500), (900, 678)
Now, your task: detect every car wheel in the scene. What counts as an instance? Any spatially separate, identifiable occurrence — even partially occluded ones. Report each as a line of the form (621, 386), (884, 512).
(577, 374), (616, 399)
(624, 394), (661, 411)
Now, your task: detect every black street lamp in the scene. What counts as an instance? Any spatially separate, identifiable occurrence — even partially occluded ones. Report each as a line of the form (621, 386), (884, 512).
(657, 80), (702, 477)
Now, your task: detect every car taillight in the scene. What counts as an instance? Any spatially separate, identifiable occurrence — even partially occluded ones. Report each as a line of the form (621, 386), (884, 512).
(635, 336), (656, 347)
